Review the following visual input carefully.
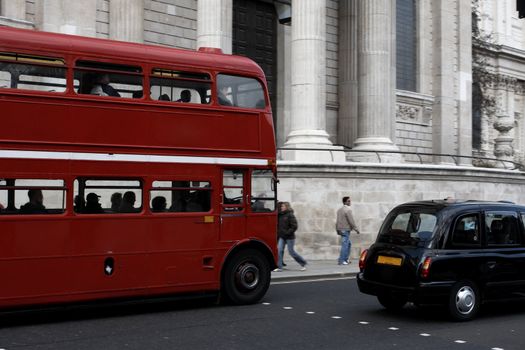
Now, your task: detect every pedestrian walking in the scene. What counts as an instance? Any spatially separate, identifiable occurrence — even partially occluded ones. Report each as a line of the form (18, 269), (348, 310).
(274, 202), (307, 272)
(336, 196), (360, 265)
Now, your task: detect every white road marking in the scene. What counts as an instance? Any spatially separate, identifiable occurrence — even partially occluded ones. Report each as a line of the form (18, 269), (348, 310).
(271, 276), (356, 285)
(491, 348), (504, 350)
(262, 302), (271, 305)
(388, 327), (399, 331)
(358, 321), (369, 325)
(454, 340), (467, 344)
(331, 316), (342, 319)
(306, 311), (315, 314)
(283, 306), (293, 310)
(420, 333), (431, 337)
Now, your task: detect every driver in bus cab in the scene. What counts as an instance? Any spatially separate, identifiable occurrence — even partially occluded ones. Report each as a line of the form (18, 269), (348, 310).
(91, 73), (120, 97)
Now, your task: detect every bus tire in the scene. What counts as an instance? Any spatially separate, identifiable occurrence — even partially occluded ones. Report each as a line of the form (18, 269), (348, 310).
(222, 249), (270, 305)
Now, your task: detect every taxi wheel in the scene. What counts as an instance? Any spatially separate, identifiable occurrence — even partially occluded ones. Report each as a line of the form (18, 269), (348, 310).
(222, 249), (270, 305)
(448, 280), (480, 321)
(377, 294), (407, 311)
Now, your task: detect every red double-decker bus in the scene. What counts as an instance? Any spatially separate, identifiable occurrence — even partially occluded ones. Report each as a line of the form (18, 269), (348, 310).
(0, 27), (277, 309)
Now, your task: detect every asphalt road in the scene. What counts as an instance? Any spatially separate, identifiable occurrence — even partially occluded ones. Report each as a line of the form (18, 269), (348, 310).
(0, 278), (524, 349)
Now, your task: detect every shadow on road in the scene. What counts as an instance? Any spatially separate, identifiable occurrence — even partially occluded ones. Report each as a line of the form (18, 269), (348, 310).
(363, 299), (525, 323)
(0, 293), (220, 328)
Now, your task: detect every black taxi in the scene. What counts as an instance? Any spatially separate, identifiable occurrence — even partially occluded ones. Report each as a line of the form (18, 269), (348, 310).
(357, 199), (525, 320)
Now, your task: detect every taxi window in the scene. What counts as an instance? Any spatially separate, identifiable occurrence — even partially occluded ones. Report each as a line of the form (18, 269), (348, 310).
(451, 214), (481, 248)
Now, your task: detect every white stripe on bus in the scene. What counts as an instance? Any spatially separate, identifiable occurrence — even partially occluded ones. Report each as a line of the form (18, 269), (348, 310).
(0, 150), (269, 166)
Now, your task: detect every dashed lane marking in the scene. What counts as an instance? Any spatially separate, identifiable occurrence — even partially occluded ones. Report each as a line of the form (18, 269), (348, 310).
(388, 327), (399, 331)
(491, 348), (504, 350)
(306, 311), (315, 314)
(420, 333), (431, 337)
(331, 316), (342, 319)
(271, 276), (356, 285)
(262, 302), (271, 305)
(283, 306), (293, 310)
(454, 340), (467, 344)
(358, 321), (369, 325)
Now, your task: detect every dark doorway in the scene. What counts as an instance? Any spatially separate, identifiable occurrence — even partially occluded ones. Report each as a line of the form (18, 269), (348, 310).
(233, 0), (277, 114)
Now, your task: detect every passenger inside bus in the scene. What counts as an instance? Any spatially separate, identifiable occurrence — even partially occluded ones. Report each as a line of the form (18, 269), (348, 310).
(176, 90), (191, 103)
(218, 86), (232, 106)
(119, 191), (139, 213)
(84, 192), (104, 214)
(74, 195), (85, 213)
(20, 189), (47, 214)
(151, 196), (167, 212)
(159, 93), (171, 101)
(91, 74), (120, 97)
(110, 192), (122, 212)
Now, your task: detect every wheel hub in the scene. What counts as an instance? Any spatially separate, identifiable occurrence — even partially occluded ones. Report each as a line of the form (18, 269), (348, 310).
(455, 286), (475, 314)
(235, 263), (260, 290)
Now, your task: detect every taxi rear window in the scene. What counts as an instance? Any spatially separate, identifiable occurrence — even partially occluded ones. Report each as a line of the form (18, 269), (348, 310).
(378, 209), (437, 244)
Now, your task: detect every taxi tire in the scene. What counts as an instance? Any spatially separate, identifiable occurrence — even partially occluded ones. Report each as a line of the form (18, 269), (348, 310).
(448, 280), (480, 321)
(377, 294), (407, 311)
(222, 249), (270, 305)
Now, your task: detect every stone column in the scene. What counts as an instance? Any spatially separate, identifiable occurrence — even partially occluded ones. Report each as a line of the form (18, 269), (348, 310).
(457, 0), (472, 165)
(338, 0), (358, 148)
(110, 0), (144, 43)
(432, 0), (457, 164)
(1, 0), (26, 19)
(197, 0), (232, 54)
(349, 0), (400, 162)
(37, 0), (97, 37)
(282, 0), (344, 162)
(0, 0), (33, 29)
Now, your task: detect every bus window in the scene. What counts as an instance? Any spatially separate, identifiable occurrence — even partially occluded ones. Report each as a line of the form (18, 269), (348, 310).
(74, 60), (143, 98)
(223, 170), (244, 212)
(216, 74), (266, 109)
(0, 179), (65, 215)
(74, 179), (142, 214)
(150, 68), (211, 104)
(251, 170), (276, 212)
(0, 52), (67, 92)
(151, 180), (211, 213)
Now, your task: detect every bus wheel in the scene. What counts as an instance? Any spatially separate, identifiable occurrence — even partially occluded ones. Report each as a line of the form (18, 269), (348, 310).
(222, 249), (270, 305)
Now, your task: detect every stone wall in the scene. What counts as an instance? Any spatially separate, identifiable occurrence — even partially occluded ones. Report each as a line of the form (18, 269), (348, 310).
(277, 162), (525, 260)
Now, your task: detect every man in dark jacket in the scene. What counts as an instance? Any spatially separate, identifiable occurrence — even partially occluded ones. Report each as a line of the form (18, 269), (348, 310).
(275, 202), (307, 272)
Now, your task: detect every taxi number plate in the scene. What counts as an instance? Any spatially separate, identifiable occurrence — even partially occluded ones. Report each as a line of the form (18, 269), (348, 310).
(377, 255), (402, 266)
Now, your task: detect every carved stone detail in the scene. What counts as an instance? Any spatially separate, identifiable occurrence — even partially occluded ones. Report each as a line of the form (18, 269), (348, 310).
(493, 114), (515, 167)
(396, 104), (420, 121)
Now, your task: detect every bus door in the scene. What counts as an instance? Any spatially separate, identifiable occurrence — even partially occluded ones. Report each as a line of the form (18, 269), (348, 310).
(220, 169), (247, 241)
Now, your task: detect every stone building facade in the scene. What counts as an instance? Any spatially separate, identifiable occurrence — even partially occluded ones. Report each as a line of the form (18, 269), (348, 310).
(2, 0), (525, 259)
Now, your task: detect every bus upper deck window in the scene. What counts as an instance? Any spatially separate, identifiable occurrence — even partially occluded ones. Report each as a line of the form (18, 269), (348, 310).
(0, 52), (67, 93)
(216, 74), (266, 109)
(74, 61), (143, 99)
(150, 68), (211, 104)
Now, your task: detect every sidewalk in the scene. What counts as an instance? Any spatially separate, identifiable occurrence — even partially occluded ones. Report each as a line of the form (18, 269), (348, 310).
(270, 259), (360, 283)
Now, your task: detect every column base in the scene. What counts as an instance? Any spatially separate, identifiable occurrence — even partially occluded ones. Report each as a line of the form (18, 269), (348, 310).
(347, 137), (403, 163)
(282, 130), (346, 162)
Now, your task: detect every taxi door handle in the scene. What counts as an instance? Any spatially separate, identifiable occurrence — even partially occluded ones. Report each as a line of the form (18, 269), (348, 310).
(487, 261), (496, 269)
